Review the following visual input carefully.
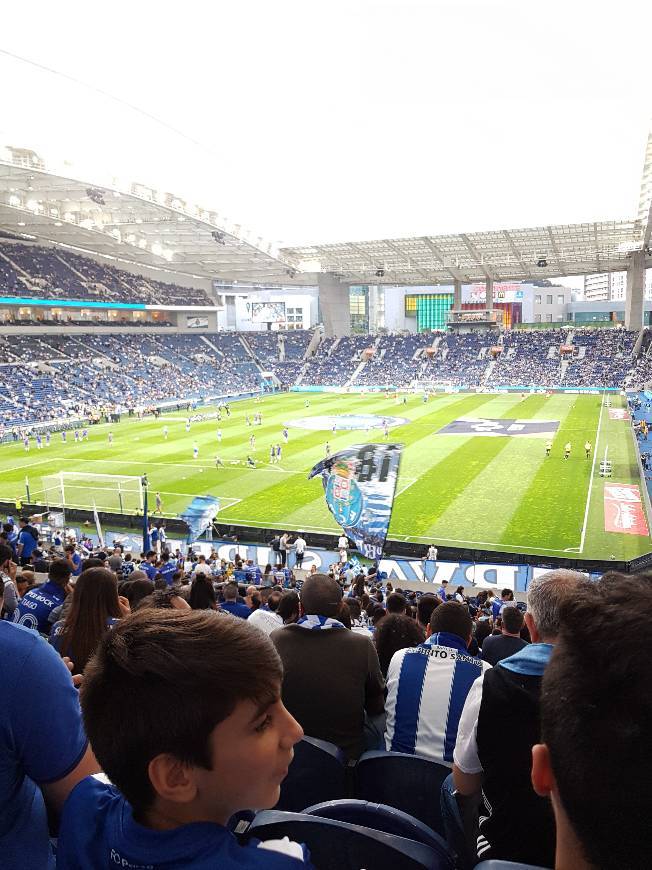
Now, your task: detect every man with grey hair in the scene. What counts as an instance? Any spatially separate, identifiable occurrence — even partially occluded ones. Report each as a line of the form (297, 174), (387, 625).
(445, 569), (589, 868)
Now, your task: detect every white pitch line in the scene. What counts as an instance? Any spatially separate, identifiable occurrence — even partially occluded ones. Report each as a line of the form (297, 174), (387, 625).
(579, 391), (605, 554)
(394, 477), (418, 497)
(402, 534), (581, 555)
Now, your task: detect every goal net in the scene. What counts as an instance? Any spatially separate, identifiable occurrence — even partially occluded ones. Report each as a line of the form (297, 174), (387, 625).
(39, 472), (144, 513)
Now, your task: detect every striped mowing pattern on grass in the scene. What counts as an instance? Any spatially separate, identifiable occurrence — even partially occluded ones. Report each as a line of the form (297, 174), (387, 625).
(0, 390), (649, 561)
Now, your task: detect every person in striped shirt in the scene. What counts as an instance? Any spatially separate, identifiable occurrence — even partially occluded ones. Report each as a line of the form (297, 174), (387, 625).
(384, 601), (489, 765)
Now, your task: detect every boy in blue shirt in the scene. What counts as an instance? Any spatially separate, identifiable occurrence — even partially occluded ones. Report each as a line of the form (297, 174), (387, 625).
(57, 608), (309, 869)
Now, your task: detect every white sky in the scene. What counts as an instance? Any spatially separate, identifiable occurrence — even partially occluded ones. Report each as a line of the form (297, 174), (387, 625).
(1, 0), (651, 290)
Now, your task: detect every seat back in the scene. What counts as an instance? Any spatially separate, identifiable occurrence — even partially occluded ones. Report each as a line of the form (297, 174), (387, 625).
(474, 862), (550, 870)
(247, 810), (447, 870)
(355, 750), (451, 834)
(275, 736), (347, 812)
(303, 799), (454, 867)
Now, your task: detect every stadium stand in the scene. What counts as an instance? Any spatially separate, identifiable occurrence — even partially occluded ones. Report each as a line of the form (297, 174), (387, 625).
(0, 242), (214, 305)
(0, 326), (647, 427)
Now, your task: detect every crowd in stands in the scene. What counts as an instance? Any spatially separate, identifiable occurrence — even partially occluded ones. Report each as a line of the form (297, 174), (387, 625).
(1, 516), (649, 869)
(0, 325), (649, 427)
(0, 242), (214, 305)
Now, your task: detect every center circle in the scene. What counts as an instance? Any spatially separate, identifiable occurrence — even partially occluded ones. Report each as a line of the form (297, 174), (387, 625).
(287, 414), (410, 431)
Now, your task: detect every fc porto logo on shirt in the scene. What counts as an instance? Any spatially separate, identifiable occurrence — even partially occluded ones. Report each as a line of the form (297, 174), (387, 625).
(325, 458), (364, 526)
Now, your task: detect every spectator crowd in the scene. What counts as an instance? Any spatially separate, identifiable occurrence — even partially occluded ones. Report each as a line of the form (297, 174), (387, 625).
(1, 513), (649, 869)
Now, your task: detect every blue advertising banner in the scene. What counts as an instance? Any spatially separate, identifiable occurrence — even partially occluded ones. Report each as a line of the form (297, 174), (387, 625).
(308, 443), (402, 561)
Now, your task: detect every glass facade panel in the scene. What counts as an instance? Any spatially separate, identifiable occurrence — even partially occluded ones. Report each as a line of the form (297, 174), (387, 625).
(415, 294), (454, 331)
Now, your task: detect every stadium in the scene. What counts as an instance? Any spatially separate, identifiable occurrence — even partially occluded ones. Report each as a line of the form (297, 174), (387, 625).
(1, 136), (652, 573)
(2, 7), (652, 869)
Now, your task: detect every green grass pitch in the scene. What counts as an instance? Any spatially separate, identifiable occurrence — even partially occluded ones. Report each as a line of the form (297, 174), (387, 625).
(1, 390), (650, 561)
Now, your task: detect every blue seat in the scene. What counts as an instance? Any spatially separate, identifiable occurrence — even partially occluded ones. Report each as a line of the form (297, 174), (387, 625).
(245, 810), (449, 870)
(303, 799), (454, 867)
(355, 750), (451, 835)
(475, 863), (550, 870)
(275, 736), (347, 812)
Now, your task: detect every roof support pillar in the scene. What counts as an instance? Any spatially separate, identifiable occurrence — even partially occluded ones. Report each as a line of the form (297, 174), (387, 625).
(318, 273), (351, 337)
(453, 279), (462, 310)
(625, 250), (646, 330)
(485, 277), (494, 310)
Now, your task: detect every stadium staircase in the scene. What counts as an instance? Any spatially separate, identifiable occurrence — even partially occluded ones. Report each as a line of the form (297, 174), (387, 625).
(304, 327), (324, 359)
(199, 335), (225, 357)
(482, 359), (496, 385)
(560, 359), (570, 381)
(0, 248), (31, 280)
(294, 362), (309, 386)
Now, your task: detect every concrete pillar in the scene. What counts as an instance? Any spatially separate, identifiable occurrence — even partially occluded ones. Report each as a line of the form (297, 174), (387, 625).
(318, 273), (351, 337)
(453, 280), (462, 310)
(485, 277), (494, 310)
(625, 250), (646, 330)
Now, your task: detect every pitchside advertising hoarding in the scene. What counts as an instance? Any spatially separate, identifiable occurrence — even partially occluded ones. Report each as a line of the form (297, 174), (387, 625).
(98, 532), (601, 590)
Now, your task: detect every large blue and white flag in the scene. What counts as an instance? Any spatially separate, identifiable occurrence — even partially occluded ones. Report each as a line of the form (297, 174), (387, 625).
(308, 443), (402, 561)
(180, 495), (220, 544)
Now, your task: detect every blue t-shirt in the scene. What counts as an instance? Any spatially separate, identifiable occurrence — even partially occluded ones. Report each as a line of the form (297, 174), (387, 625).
(17, 527), (38, 560)
(220, 600), (251, 620)
(57, 776), (309, 870)
(0, 621), (88, 870)
(12, 580), (67, 635)
(142, 562), (158, 581)
(159, 561), (177, 586)
(70, 552), (83, 577)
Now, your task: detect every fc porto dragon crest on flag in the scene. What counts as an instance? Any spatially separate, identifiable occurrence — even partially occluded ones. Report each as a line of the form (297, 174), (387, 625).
(308, 443), (402, 561)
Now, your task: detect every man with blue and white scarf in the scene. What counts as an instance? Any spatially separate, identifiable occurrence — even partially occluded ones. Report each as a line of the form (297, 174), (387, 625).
(271, 574), (385, 759)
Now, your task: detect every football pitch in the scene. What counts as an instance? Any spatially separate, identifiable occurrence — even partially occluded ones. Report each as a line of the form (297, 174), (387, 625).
(1, 390), (650, 562)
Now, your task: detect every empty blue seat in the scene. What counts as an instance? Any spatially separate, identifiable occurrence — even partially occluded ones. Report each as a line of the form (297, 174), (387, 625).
(303, 799), (454, 866)
(245, 810), (449, 870)
(355, 750), (451, 835)
(275, 736), (347, 812)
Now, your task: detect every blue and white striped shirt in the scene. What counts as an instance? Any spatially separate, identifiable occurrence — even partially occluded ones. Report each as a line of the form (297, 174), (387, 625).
(384, 631), (490, 765)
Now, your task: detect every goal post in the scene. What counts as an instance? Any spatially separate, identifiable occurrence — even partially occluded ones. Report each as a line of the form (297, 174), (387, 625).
(39, 472), (144, 514)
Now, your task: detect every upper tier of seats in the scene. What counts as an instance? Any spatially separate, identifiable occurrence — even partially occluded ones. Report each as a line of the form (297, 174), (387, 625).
(0, 243), (214, 306)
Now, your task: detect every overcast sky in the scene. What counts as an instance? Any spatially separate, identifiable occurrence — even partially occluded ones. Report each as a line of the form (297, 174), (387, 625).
(1, 0), (651, 290)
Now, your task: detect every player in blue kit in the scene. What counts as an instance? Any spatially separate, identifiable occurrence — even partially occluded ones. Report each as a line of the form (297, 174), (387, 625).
(61, 429), (67, 443)
(56, 609), (309, 870)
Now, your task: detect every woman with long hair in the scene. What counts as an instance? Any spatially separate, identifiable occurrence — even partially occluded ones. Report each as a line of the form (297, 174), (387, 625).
(374, 613), (425, 677)
(50, 567), (129, 675)
(188, 575), (218, 610)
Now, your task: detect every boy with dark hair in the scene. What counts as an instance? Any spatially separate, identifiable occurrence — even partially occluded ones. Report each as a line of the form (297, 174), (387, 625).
(12, 558), (71, 634)
(532, 573), (652, 870)
(57, 609), (308, 869)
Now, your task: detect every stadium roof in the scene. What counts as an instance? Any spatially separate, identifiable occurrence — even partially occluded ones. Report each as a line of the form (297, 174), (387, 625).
(0, 147), (297, 284)
(1, 143), (651, 288)
(280, 220), (650, 285)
